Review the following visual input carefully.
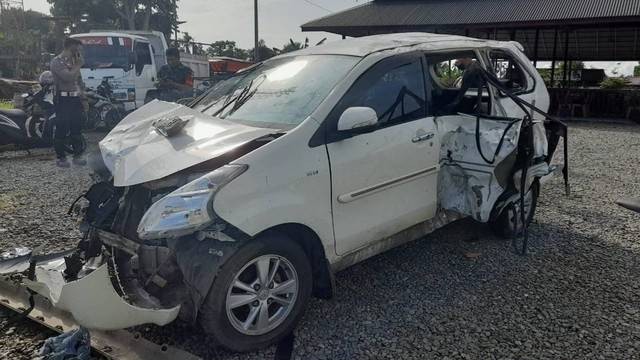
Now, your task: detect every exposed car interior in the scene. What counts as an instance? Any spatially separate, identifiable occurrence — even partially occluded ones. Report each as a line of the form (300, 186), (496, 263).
(428, 51), (491, 116)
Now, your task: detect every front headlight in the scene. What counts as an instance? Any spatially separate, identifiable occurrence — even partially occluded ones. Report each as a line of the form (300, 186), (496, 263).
(137, 164), (248, 240)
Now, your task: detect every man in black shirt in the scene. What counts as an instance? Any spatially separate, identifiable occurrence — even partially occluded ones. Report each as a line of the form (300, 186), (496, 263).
(156, 48), (194, 102)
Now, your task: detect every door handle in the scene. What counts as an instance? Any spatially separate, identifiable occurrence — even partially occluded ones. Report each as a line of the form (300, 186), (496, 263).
(412, 133), (435, 143)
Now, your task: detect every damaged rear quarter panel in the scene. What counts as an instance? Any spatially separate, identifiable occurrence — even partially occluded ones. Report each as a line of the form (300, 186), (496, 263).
(435, 114), (521, 222)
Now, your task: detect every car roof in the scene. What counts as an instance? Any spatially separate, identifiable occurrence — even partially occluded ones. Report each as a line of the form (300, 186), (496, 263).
(283, 32), (520, 58)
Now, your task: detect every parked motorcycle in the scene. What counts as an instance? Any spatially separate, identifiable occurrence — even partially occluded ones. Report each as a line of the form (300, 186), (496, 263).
(0, 73), (86, 153)
(85, 77), (124, 130)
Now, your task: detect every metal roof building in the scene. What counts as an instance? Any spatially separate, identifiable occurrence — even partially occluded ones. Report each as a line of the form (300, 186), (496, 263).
(302, 0), (640, 62)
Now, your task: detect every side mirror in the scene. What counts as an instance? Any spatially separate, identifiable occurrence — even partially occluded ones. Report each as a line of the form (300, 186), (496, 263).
(337, 107), (378, 132)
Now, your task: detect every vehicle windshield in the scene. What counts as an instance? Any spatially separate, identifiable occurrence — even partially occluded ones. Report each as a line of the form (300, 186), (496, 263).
(193, 55), (359, 127)
(81, 44), (132, 70)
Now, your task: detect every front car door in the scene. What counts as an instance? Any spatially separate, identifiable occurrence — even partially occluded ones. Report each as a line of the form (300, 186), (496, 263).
(324, 52), (440, 255)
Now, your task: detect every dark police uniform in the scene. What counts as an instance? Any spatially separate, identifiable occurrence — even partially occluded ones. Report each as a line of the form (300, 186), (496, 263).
(50, 55), (84, 159)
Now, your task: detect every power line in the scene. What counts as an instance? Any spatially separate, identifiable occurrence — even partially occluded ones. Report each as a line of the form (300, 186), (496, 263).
(302, 0), (332, 13)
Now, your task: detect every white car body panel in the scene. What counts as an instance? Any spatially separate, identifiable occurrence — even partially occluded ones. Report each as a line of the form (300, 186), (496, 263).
(435, 114), (521, 221)
(327, 117), (440, 255)
(24, 261), (179, 330)
(99, 100), (275, 187)
(213, 118), (337, 261)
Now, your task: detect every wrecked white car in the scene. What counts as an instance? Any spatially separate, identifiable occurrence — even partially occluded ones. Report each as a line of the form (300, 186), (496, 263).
(2, 33), (568, 352)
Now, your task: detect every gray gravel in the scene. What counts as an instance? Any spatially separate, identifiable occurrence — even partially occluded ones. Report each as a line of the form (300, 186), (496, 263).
(1, 123), (639, 360)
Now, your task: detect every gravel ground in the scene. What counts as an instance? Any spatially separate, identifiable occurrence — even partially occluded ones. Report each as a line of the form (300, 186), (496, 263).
(1, 123), (639, 360)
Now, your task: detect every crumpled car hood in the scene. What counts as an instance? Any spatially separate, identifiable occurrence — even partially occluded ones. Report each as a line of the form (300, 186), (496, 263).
(100, 100), (275, 187)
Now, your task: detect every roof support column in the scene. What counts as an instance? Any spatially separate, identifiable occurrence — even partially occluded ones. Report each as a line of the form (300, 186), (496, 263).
(550, 28), (559, 88)
(562, 29), (570, 88)
(533, 28), (540, 67)
(634, 28), (638, 58)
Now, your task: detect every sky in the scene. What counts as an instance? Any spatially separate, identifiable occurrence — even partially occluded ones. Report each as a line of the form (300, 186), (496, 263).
(24, 0), (638, 75)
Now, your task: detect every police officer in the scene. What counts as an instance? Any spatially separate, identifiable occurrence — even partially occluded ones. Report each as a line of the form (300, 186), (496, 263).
(157, 48), (194, 102)
(50, 37), (86, 168)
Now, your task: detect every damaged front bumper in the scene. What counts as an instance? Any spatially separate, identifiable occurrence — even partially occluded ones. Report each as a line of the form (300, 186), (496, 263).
(1, 250), (180, 331)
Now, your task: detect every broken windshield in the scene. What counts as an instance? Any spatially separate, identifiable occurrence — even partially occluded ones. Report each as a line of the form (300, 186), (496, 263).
(81, 44), (133, 70)
(194, 55), (359, 126)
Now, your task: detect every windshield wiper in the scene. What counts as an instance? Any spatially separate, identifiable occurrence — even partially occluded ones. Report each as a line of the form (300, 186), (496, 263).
(198, 64), (265, 112)
(214, 75), (266, 118)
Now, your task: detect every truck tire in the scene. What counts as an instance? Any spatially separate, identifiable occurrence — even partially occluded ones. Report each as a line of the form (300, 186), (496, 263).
(198, 233), (312, 352)
(490, 182), (539, 238)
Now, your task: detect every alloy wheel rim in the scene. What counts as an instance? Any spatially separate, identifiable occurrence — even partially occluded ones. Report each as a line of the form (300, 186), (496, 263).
(225, 255), (298, 336)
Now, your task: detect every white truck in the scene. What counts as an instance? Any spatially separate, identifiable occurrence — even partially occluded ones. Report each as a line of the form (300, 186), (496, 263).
(71, 31), (209, 112)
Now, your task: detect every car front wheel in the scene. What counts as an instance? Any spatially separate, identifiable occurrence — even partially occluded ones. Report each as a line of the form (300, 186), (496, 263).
(199, 233), (312, 352)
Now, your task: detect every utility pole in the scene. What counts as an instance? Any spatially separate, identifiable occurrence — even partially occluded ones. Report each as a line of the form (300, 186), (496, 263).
(254, 0), (259, 62)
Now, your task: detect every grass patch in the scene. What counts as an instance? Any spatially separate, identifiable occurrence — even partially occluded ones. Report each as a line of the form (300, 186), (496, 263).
(0, 101), (13, 109)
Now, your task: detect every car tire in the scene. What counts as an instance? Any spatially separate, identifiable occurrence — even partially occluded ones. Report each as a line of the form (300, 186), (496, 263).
(198, 233), (312, 352)
(490, 182), (539, 238)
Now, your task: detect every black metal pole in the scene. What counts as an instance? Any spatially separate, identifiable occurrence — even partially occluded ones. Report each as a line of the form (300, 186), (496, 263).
(550, 28), (558, 88)
(562, 29), (570, 88)
(533, 29), (540, 67)
(254, 0), (259, 62)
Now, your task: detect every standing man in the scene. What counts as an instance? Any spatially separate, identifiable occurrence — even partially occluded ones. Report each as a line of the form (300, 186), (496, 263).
(50, 37), (86, 168)
(156, 48), (194, 102)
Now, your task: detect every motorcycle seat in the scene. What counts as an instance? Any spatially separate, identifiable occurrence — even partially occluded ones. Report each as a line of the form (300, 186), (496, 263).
(617, 198), (640, 214)
(0, 108), (27, 120)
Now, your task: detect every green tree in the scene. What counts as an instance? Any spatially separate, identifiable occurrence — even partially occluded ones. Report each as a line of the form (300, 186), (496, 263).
(600, 77), (630, 89)
(0, 9), (52, 79)
(249, 39), (278, 62)
(47, 0), (179, 39)
(206, 40), (249, 59)
(280, 38), (309, 54)
(634, 62), (640, 77)
(436, 61), (463, 88)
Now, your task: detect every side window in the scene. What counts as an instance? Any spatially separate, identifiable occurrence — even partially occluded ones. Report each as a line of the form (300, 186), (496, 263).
(427, 51), (490, 116)
(488, 50), (531, 93)
(135, 42), (152, 75)
(332, 54), (426, 130)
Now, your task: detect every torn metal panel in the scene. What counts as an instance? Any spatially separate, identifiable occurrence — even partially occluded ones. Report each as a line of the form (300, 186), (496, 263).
(435, 115), (522, 222)
(0, 276), (201, 360)
(23, 262), (180, 330)
(99, 100), (276, 187)
(0, 250), (75, 275)
(1, 250), (181, 331)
